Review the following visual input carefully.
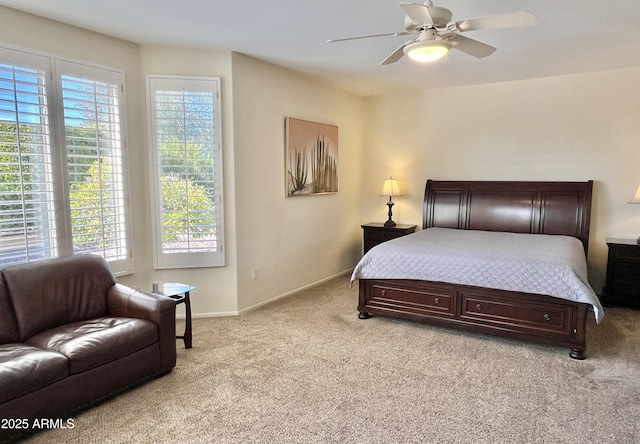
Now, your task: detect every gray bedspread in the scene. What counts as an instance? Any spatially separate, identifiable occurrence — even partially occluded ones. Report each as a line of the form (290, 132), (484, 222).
(351, 228), (604, 323)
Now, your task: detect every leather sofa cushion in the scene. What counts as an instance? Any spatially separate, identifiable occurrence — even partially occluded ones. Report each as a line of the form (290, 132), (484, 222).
(0, 344), (69, 404)
(1, 254), (117, 341)
(0, 279), (19, 344)
(26, 317), (158, 374)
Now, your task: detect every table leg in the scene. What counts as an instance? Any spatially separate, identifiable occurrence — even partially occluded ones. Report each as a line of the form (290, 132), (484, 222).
(183, 291), (192, 349)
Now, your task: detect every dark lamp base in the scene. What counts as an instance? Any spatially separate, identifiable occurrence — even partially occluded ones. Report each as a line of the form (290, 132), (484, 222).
(384, 199), (396, 228)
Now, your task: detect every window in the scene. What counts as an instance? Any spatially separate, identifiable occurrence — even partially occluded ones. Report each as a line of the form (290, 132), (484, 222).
(0, 46), (132, 273)
(147, 75), (224, 268)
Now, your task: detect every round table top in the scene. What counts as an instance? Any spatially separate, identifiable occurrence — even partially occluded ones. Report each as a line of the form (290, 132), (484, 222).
(153, 282), (195, 296)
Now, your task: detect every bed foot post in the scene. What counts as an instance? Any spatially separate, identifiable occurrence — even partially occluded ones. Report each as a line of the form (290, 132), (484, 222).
(358, 311), (370, 319)
(570, 348), (586, 360)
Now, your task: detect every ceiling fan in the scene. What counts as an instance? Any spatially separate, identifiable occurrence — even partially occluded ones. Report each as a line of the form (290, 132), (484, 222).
(327, 1), (537, 65)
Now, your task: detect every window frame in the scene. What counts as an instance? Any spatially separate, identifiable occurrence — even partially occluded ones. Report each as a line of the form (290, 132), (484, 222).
(0, 44), (133, 274)
(146, 74), (225, 269)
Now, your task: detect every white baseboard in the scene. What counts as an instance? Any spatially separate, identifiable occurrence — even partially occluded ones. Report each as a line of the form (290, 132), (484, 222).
(238, 268), (353, 316)
(175, 311), (239, 320)
(176, 268), (353, 319)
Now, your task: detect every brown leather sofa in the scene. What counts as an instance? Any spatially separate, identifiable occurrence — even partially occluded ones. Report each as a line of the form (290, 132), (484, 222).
(0, 254), (176, 443)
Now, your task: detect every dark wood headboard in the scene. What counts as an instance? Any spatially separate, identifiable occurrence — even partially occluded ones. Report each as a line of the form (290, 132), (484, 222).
(423, 180), (593, 253)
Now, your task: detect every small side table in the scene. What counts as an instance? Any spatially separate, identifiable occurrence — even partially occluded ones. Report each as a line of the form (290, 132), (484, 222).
(603, 238), (640, 308)
(361, 222), (417, 254)
(154, 282), (194, 349)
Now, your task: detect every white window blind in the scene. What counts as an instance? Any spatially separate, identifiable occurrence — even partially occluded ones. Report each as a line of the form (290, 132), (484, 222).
(0, 51), (57, 265)
(147, 75), (224, 268)
(58, 60), (130, 273)
(0, 46), (132, 273)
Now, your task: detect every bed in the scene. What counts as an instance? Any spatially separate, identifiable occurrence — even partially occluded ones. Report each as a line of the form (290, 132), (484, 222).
(352, 180), (603, 359)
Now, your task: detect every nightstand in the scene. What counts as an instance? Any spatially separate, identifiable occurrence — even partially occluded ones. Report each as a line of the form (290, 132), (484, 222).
(361, 222), (417, 254)
(603, 238), (640, 308)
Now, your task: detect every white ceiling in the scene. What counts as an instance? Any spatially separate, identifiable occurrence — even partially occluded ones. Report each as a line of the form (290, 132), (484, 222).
(1, 0), (639, 96)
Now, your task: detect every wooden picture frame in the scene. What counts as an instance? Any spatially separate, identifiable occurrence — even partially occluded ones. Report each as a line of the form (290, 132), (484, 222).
(285, 117), (338, 196)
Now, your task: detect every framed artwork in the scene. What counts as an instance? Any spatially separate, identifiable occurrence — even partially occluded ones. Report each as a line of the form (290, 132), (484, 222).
(285, 117), (338, 196)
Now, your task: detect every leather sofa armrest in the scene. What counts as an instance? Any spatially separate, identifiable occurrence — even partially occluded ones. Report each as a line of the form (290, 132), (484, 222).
(107, 283), (177, 372)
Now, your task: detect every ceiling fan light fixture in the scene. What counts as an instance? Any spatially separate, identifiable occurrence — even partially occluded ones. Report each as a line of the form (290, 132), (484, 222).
(404, 40), (450, 63)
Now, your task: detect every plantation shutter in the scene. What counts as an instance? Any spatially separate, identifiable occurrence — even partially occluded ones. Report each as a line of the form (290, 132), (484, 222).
(56, 60), (131, 274)
(147, 75), (224, 268)
(0, 50), (57, 265)
(0, 46), (133, 273)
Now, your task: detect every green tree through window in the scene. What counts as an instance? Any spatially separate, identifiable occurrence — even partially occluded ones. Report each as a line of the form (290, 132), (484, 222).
(148, 75), (224, 268)
(0, 49), (131, 272)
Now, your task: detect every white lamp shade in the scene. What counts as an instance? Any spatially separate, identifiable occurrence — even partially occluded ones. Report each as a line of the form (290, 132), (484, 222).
(382, 178), (402, 197)
(630, 185), (640, 204)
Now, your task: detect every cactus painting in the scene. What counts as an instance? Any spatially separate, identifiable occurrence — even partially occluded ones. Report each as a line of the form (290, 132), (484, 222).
(285, 117), (338, 196)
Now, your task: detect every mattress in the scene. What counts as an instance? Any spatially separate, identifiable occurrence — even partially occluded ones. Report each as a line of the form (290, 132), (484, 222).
(351, 228), (604, 323)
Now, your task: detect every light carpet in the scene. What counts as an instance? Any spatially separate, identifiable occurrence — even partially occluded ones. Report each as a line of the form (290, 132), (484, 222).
(26, 275), (640, 443)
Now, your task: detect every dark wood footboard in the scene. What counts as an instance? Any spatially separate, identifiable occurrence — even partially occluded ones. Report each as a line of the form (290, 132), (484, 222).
(358, 279), (589, 359)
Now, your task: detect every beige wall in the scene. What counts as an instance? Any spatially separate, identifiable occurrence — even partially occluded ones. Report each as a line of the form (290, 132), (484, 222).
(137, 46), (240, 316)
(0, 6), (365, 317)
(0, 8), (146, 281)
(362, 68), (640, 292)
(2, 5), (637, 311)
(0, 8), (243, 317)
(138, 50), (366, 315)
(230, 53), (364, 311)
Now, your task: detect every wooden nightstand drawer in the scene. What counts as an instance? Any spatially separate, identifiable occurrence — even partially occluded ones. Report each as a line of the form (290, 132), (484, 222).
(604, 238), (640, 307)
(612, 245), (640, 261)
(610, 262), (640, 293)
(361, 223), (417, 254)
(366, 230), (399, 243)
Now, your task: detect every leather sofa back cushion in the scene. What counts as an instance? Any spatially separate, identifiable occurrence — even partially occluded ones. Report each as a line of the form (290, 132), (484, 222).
(1, 255), (117, 341)
(0, 280), (20, 344)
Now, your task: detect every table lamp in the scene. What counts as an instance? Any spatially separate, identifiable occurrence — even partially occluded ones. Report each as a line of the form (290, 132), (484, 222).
(381, 177), (402, 227)
(630, 184), (640, 244)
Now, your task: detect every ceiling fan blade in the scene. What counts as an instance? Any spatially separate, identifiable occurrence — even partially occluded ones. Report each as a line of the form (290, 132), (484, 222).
(380, 42), (411, 65)
(327, 31), (409, 43)
(447, 34), (496, 58)
(399, 2), (434, 26)
(455, 10), (536, 32)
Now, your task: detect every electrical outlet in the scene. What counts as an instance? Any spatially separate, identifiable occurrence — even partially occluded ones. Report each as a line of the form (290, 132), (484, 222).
(252, 269), (258, 280)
